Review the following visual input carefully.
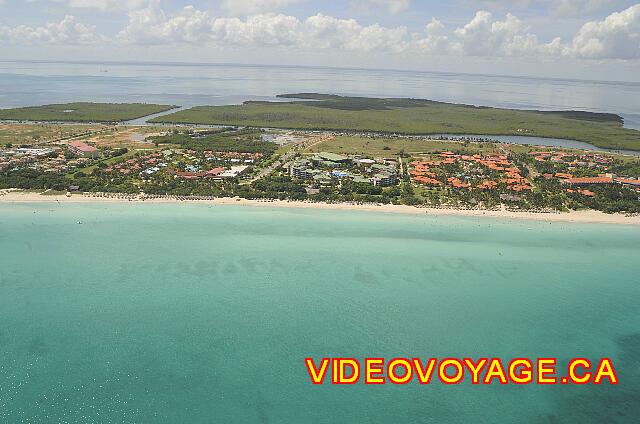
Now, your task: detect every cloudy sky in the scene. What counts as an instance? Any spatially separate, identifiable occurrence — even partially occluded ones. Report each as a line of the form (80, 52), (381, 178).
(1, 0), (639, 81)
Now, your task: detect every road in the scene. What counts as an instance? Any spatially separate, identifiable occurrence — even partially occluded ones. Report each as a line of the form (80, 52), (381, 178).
(244, 133), (332, 185)
(244, 148), (297, 185)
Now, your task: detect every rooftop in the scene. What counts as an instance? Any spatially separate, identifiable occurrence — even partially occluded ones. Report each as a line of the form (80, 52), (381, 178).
(68, 141), (98, 153)
(315, 152), (350, 162)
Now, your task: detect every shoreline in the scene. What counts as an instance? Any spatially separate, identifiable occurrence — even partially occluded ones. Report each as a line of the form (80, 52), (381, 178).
(1, 191), (639, 225)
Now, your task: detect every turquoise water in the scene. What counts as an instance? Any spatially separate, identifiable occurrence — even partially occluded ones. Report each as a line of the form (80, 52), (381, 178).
(1, 203), (639, 423)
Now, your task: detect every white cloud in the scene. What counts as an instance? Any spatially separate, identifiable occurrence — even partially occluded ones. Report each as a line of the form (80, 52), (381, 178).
(116, 3), (408, 52)
(551, 0), (624, 17)
(221, 0), (302, 16)
(303, 14), (407, 51)
(354, 0), (411, 15)
(106, 3), (640, 61)
(414, 18), (451, 53)
(452, 11), (543, 56)
(414, 6), (640, 60)
(566, 4), (640, 59)
(64, 0), (149, 11)
(0, 15), (103, 44)
(470, 0), (628, 18)
(117, 3), (213, 44)
(211, 14), (302, 46)
(1, 2), (638, 62)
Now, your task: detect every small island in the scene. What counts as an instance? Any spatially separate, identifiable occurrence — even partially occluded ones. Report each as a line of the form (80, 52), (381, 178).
(0, 102), (178, 123)
(150, 94), (640, 151)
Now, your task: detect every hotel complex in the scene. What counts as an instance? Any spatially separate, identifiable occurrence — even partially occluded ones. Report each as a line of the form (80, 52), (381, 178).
(290, 152), (398, 187)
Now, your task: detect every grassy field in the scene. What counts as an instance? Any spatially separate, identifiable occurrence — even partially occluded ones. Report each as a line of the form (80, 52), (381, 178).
(305, 136), (501, 156)
(307, 135), (637, 164)
(80, 126), (172, 149)
(0, 123), (107, 145)
(0, 103), (177, 123)
(152, 94), (640, 151)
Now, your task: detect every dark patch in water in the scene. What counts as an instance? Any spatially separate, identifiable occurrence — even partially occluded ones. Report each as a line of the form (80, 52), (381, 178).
(353, 270), (380, 286)
(194, 259), (219, 278)
(616, 333), (640, 368)
(421, 264), (442, 274)
(254, 392), (270, 424)
(242, 257), (260, 274)
(441, 257), (492, 278)
(223, 261), (239, 275)
(157, 262), (169, 273)
(536, 332), (640, 423)
(28, 337), (48, 356)
(268, 259), (287, 273)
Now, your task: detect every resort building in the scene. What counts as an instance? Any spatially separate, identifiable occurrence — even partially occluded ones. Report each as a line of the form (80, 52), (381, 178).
(174, 166), (247, 180)
(206, 167), (226, 178)
(68, 141), (99, 158)
(563, 174), (640, 190)
(500, 194), (522, 202)
(310, 152), (352, 168)
(176, 171), (207, 179)
(14, 148), (56, 157)
(565, 175), (615, 186)
(290, 160), (318, 179)
(413, 176), (441, 186)
(220, 166), (250, 179)
(290, 155), (398, 187)
(410, 152), (531, 191)
(617, 178), (640, 188)
(372, 173), (397, 187)
(358, 158), (376, 165)
(370, 163), (398, 186)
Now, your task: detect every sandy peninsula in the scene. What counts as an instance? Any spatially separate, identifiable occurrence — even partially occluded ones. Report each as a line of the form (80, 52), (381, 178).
(1, 190), (639, 226)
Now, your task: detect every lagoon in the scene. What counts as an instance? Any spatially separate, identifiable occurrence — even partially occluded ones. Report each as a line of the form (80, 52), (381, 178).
(1, 203), (639, 423)
(431, 134), (640, 156)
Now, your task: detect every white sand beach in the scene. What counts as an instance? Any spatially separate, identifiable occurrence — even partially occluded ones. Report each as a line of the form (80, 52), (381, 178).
(1, 190), (639, 225)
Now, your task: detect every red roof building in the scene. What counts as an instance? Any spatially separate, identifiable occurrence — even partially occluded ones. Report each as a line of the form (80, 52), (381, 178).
(616, 178), (640, 187)
(68, 141), (99, 158)
(565, 176), (614, 186)
(177, 172), (207, 179)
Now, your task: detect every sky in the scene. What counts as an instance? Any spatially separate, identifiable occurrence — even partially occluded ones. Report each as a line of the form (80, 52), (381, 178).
(0, 0), (639, 81)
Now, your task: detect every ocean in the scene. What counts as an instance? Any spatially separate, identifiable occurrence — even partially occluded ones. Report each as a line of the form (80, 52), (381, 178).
(1, 203), (639, 423)
(1, 60), (640, 130)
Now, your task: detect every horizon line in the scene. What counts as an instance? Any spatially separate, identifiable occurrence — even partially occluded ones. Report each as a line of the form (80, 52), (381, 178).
(1, 58), (639, 86)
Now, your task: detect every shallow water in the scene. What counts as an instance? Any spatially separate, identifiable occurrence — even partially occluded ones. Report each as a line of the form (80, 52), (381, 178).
(1, 203), (639, 423)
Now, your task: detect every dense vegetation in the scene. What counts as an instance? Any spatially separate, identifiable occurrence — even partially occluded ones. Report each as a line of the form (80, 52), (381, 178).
(0, 103), (176, 123)
(149, 129), (278, 156)
(151, 94), (640, 151)
(0, 169), (69, 191)
(2, 158), (638, 214)
(305, 135), (499, 156)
